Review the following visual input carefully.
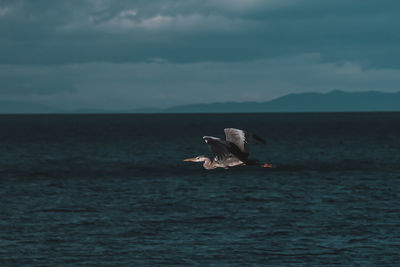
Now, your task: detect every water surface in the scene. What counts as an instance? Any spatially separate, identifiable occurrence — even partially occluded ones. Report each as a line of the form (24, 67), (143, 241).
(0, 113), (399, 265)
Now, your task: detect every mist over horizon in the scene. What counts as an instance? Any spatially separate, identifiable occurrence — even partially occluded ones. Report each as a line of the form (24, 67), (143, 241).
(1, 90), (400, 114)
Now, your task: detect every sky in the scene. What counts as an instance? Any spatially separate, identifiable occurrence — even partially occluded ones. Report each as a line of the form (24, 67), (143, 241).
(1, 0), (400, 110)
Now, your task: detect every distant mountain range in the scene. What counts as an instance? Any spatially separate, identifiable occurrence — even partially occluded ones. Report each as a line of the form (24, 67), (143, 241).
(1, 90), (400, 114)
(160, 90), (400, 113)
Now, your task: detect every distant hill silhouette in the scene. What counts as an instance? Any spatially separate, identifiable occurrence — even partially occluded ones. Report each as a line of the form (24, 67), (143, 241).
(1, 90), (400, 114)
(161, 90), (400, 113)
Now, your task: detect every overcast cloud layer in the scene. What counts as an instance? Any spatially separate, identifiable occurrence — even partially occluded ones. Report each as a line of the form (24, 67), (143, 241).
(1, 0), (399, 109)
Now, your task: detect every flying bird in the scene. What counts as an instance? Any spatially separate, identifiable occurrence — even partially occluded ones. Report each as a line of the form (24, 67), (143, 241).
(184, 128), (274, 170)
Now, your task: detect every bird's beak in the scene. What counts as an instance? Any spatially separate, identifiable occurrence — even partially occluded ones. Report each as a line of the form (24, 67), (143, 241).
(184, 158), (196, 162)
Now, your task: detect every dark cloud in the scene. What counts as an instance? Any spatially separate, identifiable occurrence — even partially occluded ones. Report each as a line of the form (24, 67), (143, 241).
(0, 0), (399, 68)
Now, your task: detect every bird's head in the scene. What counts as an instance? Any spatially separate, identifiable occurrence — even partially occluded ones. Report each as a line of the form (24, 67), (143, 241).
(184, 155), (208, 162)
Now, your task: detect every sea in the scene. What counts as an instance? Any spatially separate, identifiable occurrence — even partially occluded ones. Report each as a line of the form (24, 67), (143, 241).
(0, 113), (399, 265)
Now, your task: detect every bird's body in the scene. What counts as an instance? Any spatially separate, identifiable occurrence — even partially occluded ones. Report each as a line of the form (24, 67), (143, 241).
(184, 128), (274, 170)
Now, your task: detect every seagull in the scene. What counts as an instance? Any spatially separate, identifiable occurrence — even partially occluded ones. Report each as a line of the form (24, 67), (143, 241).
(184, 128), (274, 170)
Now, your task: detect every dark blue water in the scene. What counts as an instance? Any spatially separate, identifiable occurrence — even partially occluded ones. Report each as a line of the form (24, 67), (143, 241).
(0, 113), (399, 265)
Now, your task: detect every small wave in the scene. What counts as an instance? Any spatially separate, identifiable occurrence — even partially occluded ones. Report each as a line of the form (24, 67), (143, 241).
(31, 208), (97, 213)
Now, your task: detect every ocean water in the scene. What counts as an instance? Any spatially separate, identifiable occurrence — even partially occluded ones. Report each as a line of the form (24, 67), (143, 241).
(0, 113), (399, 265)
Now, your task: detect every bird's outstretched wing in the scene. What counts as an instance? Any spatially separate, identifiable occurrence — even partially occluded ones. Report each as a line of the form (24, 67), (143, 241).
(203, 135), (249, 163)
(203, 136), (232, 161)
(224, 128), (266, 153)
(224, 128), (250, 153)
